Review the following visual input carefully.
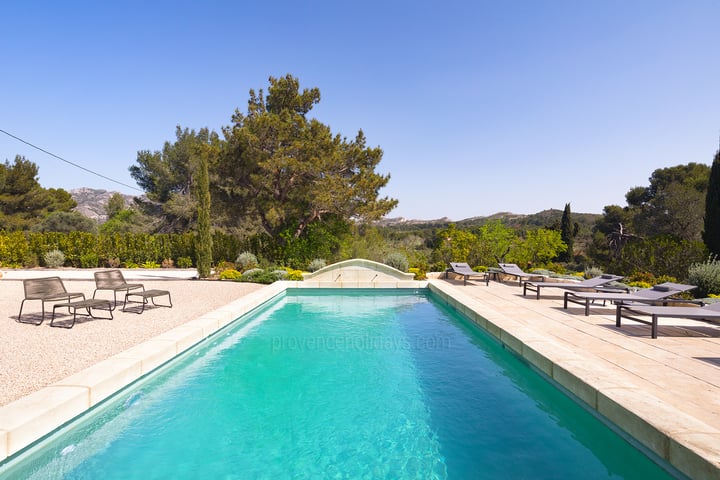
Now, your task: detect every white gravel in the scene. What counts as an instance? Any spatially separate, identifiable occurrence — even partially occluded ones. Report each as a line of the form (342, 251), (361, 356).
(0, 277), (265, 406)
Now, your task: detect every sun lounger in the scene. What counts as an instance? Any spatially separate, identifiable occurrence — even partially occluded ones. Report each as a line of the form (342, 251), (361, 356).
(498, 263), (544, 286)
(17, 276), (86, 325)
(523, 273), (624, 300)
(563, 282), (696, 316)
(616, 302), (720, 338)
(93, 269), (145, 306)
(446, 262), (490, 286)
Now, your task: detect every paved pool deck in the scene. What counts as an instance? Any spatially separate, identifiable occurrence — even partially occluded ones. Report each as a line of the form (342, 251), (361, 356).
(432, 276), (720, 480)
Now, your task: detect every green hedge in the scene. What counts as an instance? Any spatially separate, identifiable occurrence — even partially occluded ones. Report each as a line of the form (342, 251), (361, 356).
(0, 231), (242, 268)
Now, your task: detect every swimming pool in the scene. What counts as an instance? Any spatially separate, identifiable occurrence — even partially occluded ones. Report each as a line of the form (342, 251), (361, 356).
(0, 289), (676, 478)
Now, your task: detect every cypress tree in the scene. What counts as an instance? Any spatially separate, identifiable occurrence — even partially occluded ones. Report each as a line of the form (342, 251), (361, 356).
(704, 148), (720, 257)
(195, 148), (213, 278)
(560, 203), (574, 262)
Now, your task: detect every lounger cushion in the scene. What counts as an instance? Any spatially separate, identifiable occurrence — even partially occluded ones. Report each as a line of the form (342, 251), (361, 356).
(652, 285), (671, 292)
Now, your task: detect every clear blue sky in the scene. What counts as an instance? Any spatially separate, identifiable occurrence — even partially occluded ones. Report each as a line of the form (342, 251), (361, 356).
(2, 0), (719, 220)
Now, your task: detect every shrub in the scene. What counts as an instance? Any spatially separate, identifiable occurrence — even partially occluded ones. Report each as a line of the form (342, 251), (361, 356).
(272, 269), (289, 280)
(409, 267), (427, 280)
(285, 268), (304, 281)
(688, 256), (720, 297)
(236, 251), (258, 272)
(584, 266), (603, 279)
(43, 249), (65, 268)
(308, 258), (327, 272)
(220, 269), (243, 280)
(176, 257), (193, 268)
(472, 265), (488, 272)
(106, 257), (121, 268)
(384, 252), (409, 272)
(141, 261), (160, 269)
(80, 252), (99, 268)
(241, 268), (281, 284)
(161, 258), (175, 268)
(214, 261), (236, 275)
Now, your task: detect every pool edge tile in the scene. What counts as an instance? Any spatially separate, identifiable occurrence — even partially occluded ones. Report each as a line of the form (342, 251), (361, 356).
(0, 387), (89, 457)
(53, 356), (143, 406)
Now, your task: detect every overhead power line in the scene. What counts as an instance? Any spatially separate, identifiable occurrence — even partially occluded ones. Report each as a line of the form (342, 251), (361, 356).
(0, 128), (142, 192)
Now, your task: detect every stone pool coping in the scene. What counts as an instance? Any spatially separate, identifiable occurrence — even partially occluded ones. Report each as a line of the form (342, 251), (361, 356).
(1, 277), (718, 479)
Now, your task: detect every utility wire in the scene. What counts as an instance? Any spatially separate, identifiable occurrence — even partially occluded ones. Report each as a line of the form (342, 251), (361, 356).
(0, 128), (143, 192)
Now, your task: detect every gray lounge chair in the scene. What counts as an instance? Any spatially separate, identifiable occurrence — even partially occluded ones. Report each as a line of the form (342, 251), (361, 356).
(564, 282), (696, 316)
(446, 262), (490, 286)
(93, 269), (145, 306)
(523, 273), (624, 299)
(498, 263), (543, 286)
(18, 276), (86, 325)
(616, 302), (720, 339)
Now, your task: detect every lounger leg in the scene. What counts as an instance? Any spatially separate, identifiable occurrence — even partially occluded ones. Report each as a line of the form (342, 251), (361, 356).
(585, 299), (590, 316)
(652, 314), (658, 339)
(150, 293), (172, 308)
(18, 300), (47, 325)
(51, 304), (77, 329)
(616, 306), (622, 327)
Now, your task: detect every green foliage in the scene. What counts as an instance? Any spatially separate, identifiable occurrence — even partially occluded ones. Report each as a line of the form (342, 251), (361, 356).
(408, 267), (427, 280)
(235, 251), (259, 271)
(32, 211), (97, 233)
(99, 209), (151, 234)
(285, 268), (304, 281)
(337, 224), (388, 263)
(431, 224), (481, 266)
(217, 74), (397, 242)
(130, 127), (221, 233)
(704, 149), (720, 256)
(240, 268), (282, 284)
(43, 249), (65, 268)
(559, 203), (574, 262)
(508, 228), (567, 267)
(105, 193), (126, 219)
(194, 140), (213, 278)
(140, 261), (161, 269)
(584, 266), (603, 279)
(384, 252), (409, 272)
(688, 256), (720, 298)
(220, 268), (243, 280)
(0, 156), (76, 230)
(616, 236), (707, 279)
(474, 220), (518, 265)
(308, 258), (327, 272)
(176, 256), (193, 268)
(80, 252), (99, 268)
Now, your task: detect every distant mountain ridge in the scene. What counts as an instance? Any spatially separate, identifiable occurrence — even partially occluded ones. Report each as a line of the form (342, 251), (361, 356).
(70, 188), (138, 224)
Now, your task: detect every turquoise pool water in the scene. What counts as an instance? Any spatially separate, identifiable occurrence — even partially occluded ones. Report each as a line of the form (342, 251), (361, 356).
(2, 290), (676, 479)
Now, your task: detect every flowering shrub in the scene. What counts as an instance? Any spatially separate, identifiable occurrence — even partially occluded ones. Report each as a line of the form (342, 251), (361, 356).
(220, 269), (242, 280)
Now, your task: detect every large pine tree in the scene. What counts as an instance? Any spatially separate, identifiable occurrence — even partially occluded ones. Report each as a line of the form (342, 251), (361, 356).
(703, 148), (720, 256)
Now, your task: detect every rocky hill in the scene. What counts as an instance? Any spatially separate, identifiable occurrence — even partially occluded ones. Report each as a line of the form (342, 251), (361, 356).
(70, 188), (138, 224)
